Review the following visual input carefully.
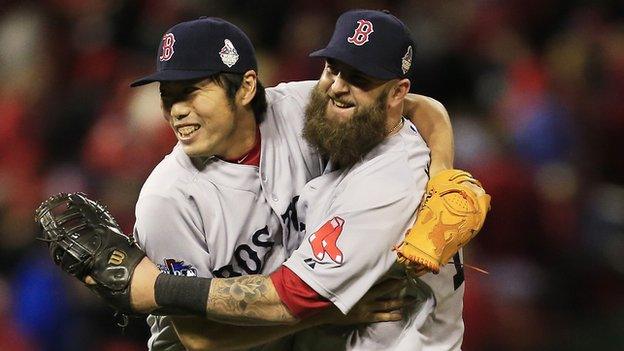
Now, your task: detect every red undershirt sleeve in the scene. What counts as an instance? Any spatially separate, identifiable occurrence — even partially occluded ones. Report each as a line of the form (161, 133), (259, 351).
(269, 265), (332, 319)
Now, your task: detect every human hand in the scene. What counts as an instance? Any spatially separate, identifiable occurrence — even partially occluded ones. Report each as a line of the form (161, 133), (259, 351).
(323, 278), (415, 325)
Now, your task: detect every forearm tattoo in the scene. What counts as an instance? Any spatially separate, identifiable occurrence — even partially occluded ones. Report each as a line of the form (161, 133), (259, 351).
(206, 275), (296, 325)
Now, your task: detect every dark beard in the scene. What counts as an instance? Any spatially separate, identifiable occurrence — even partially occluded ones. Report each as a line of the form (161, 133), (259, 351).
(303, 86), (389, 169)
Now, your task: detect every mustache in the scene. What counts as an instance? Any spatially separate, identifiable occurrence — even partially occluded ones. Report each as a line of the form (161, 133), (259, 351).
(326, 92), (355, 106)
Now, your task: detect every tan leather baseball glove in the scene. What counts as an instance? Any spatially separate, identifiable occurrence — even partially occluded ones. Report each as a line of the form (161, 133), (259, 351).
(395, 169), (491, 273)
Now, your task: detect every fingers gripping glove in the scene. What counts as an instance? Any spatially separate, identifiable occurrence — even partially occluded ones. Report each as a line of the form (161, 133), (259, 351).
(34, 192), (146, 314)
(396, 169), (491, 273)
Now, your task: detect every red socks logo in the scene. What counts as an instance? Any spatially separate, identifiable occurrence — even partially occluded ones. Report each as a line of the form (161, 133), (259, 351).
(308, 217), (345, 264)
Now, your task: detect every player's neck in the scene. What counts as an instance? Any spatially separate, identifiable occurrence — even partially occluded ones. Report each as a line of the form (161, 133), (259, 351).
(220, 109), (258, 160)
(385, 106), (403, 136)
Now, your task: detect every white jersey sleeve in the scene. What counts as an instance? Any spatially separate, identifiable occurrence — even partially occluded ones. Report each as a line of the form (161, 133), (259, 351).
(266, 80), (317, 111)
(261, 80), (326, 253)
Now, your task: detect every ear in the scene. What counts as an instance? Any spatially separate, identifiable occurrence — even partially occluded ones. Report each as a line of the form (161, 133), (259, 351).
(237, 70), (258, 107)
(386, 78), (411, 109)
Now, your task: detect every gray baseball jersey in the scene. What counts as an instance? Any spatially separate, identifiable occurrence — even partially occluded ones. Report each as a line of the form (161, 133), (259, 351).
(134, 81), (323, 350)
(416, 252), (466, 351)
(284, 120), (465, 350)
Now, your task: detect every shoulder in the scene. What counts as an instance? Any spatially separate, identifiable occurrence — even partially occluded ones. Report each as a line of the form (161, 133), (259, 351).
(134, 181), (209, 252)
(135, 177), (211, 232)
(360, 120), (430, 179)
(338, 133), (430, 209)
(137, 146), (209, 217)
(344, 155), (416, 206)
(141, 144), (197, 195)
(136, 183), (200, 222)
(135, 191), (181, 221)
(353, 123), (429, 185)
(265, 80), (317, 105)
(395, 120), (431, 177)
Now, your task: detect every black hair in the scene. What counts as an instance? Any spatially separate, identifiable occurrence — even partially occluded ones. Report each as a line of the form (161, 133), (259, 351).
(213, 72), (267, 123)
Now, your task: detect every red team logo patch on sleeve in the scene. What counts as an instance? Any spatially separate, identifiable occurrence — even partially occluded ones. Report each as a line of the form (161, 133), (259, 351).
(159, 33), (175, 61)
(347, 19), (374, 46)
(308, 217), (345, 264)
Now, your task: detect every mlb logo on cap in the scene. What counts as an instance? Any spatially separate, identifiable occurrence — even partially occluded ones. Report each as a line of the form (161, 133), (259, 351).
(131, 17), (257, 87)
(310, 9), (416, 80)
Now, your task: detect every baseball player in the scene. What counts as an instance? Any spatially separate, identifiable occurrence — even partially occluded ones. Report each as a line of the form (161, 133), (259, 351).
(118, 11), (483, 351)
(125, 16), (459, 350)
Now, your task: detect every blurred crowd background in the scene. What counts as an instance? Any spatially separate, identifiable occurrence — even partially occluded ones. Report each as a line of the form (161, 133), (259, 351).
(0, 0), (622, 350)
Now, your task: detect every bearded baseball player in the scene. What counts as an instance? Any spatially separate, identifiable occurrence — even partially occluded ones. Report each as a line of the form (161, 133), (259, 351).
(35, 11), (489, 351)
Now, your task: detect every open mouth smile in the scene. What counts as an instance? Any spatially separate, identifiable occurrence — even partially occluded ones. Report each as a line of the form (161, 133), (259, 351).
(176, 124), (201, 140)
(330, 98), (355, 109)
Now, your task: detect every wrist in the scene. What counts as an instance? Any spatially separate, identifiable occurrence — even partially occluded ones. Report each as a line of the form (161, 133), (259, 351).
(154, 274), (212, 316)
(130, 256), (161, 313)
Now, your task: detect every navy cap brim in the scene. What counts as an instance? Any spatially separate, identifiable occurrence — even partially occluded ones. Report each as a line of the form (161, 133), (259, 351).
(130, 69), (220, 87)
(309, 47), (398, 80)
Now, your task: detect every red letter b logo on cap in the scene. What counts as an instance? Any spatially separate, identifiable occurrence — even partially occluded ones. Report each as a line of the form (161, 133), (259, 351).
(347, 20), (374, 46)
(159, 33), (175, 61)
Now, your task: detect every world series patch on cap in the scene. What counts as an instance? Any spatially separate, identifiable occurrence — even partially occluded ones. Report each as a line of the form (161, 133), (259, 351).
(131, 17), (258, 87)
(310, 9), (416, 80)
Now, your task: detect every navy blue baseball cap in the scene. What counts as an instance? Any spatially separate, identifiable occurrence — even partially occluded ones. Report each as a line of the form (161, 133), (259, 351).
(131, 17), (258, 87)
(310, 10), (415, 80)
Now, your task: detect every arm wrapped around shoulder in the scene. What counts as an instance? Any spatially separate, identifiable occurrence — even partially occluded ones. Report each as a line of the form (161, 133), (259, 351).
(34, 192), (146, 314)
(395, 169), (491, 273)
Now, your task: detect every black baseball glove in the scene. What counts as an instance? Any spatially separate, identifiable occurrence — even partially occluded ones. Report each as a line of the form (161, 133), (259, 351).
(35, 192), (146, 314)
